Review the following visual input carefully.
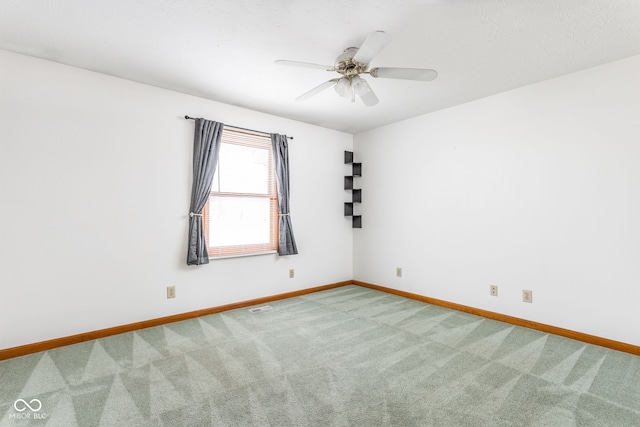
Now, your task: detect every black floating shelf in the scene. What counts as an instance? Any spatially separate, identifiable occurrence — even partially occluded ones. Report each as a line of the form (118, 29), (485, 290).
(352, 189), (362, 203)
(352, 163), (362, 177)
(344, 176), (354, 190)
(352, 215), (362, 228)
(344, 202), (353, 216)
(344, 150), (354, 164)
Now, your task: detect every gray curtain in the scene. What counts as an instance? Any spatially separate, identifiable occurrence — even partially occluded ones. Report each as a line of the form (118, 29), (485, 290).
(271, 134), (298, 256)
(187, 119), (224, 265)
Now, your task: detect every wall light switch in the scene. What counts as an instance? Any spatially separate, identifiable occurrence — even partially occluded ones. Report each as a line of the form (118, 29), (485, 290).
(167, 286), (176, 299)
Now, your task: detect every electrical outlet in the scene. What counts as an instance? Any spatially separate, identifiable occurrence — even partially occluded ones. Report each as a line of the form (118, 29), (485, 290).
(523, 289), (533, 303)
(396, 267), (402, 278)
(167, 286), (176, 299)
(289, 269), (295, 279)
(490, 285), (498, 296)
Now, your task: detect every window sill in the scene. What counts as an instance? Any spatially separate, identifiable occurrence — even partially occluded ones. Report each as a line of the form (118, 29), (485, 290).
(209, 250), (277, 260)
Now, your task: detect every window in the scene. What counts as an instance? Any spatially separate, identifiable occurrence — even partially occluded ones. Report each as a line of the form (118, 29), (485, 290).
(203, 128), (278, 258)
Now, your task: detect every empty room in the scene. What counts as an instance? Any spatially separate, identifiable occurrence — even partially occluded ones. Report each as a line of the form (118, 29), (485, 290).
(2, 1), (640, 425)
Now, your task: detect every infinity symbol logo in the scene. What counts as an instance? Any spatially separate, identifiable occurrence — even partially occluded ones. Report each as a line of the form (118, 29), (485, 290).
(14, 399), (42, 412)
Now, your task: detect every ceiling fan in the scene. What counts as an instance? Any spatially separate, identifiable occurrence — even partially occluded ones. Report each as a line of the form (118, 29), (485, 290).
(275, 31), (438, 106)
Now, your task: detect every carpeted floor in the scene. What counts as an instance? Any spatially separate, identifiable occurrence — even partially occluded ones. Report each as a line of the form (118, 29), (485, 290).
(1, 285), (640, 426)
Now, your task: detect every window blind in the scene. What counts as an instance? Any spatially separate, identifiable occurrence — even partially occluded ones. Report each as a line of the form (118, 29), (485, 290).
(203, 128), (278, 258)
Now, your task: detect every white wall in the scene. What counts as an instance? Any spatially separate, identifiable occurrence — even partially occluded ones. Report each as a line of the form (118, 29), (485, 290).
(0, 50), (353, 350)
(354, 54), (640, 346)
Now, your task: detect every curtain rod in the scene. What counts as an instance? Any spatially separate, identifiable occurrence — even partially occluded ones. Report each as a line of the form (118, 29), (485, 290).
(184, 116), (293, 140)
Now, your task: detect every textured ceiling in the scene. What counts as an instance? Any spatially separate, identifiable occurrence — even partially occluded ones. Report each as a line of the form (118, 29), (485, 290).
(2, 0), (640, 134)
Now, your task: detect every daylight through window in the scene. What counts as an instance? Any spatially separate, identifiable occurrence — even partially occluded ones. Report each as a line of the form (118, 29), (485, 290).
(203, 128), (277, 257)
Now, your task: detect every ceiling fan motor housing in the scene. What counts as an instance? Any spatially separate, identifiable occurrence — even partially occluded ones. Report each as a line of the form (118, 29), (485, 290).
(335, 47), (368, 78)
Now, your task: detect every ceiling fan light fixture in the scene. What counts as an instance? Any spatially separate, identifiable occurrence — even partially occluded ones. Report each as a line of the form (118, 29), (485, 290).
(334, 77), (351, 98)
(351, 75), (368, 96)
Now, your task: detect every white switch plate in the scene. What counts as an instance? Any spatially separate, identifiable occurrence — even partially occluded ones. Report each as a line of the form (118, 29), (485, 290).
(167, 286), (176, 299)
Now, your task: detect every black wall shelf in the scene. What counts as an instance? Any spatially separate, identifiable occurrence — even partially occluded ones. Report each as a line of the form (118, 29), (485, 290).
(344, 151), (354, 164)
(344, 176), (354, 190)
(344, 150), (362, 228)
(344, 202), (353, 216)
(352, 189), (362, 203)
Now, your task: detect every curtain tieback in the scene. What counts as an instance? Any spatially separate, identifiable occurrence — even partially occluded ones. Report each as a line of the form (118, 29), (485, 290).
(279, 213), (290, 216)
(189, 212), (203, 217)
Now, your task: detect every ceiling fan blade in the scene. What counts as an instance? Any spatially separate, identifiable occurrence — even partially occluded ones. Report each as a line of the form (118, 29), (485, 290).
(353, 31), (391, 64)
(295, 80), (337, 102)
(275, 60), (334, 71)
(356, 78), (379, 107)
(370, 67), (438, 81)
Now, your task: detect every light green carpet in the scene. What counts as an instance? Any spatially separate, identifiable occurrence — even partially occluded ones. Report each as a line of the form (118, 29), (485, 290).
(1, 285), (640, 426)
